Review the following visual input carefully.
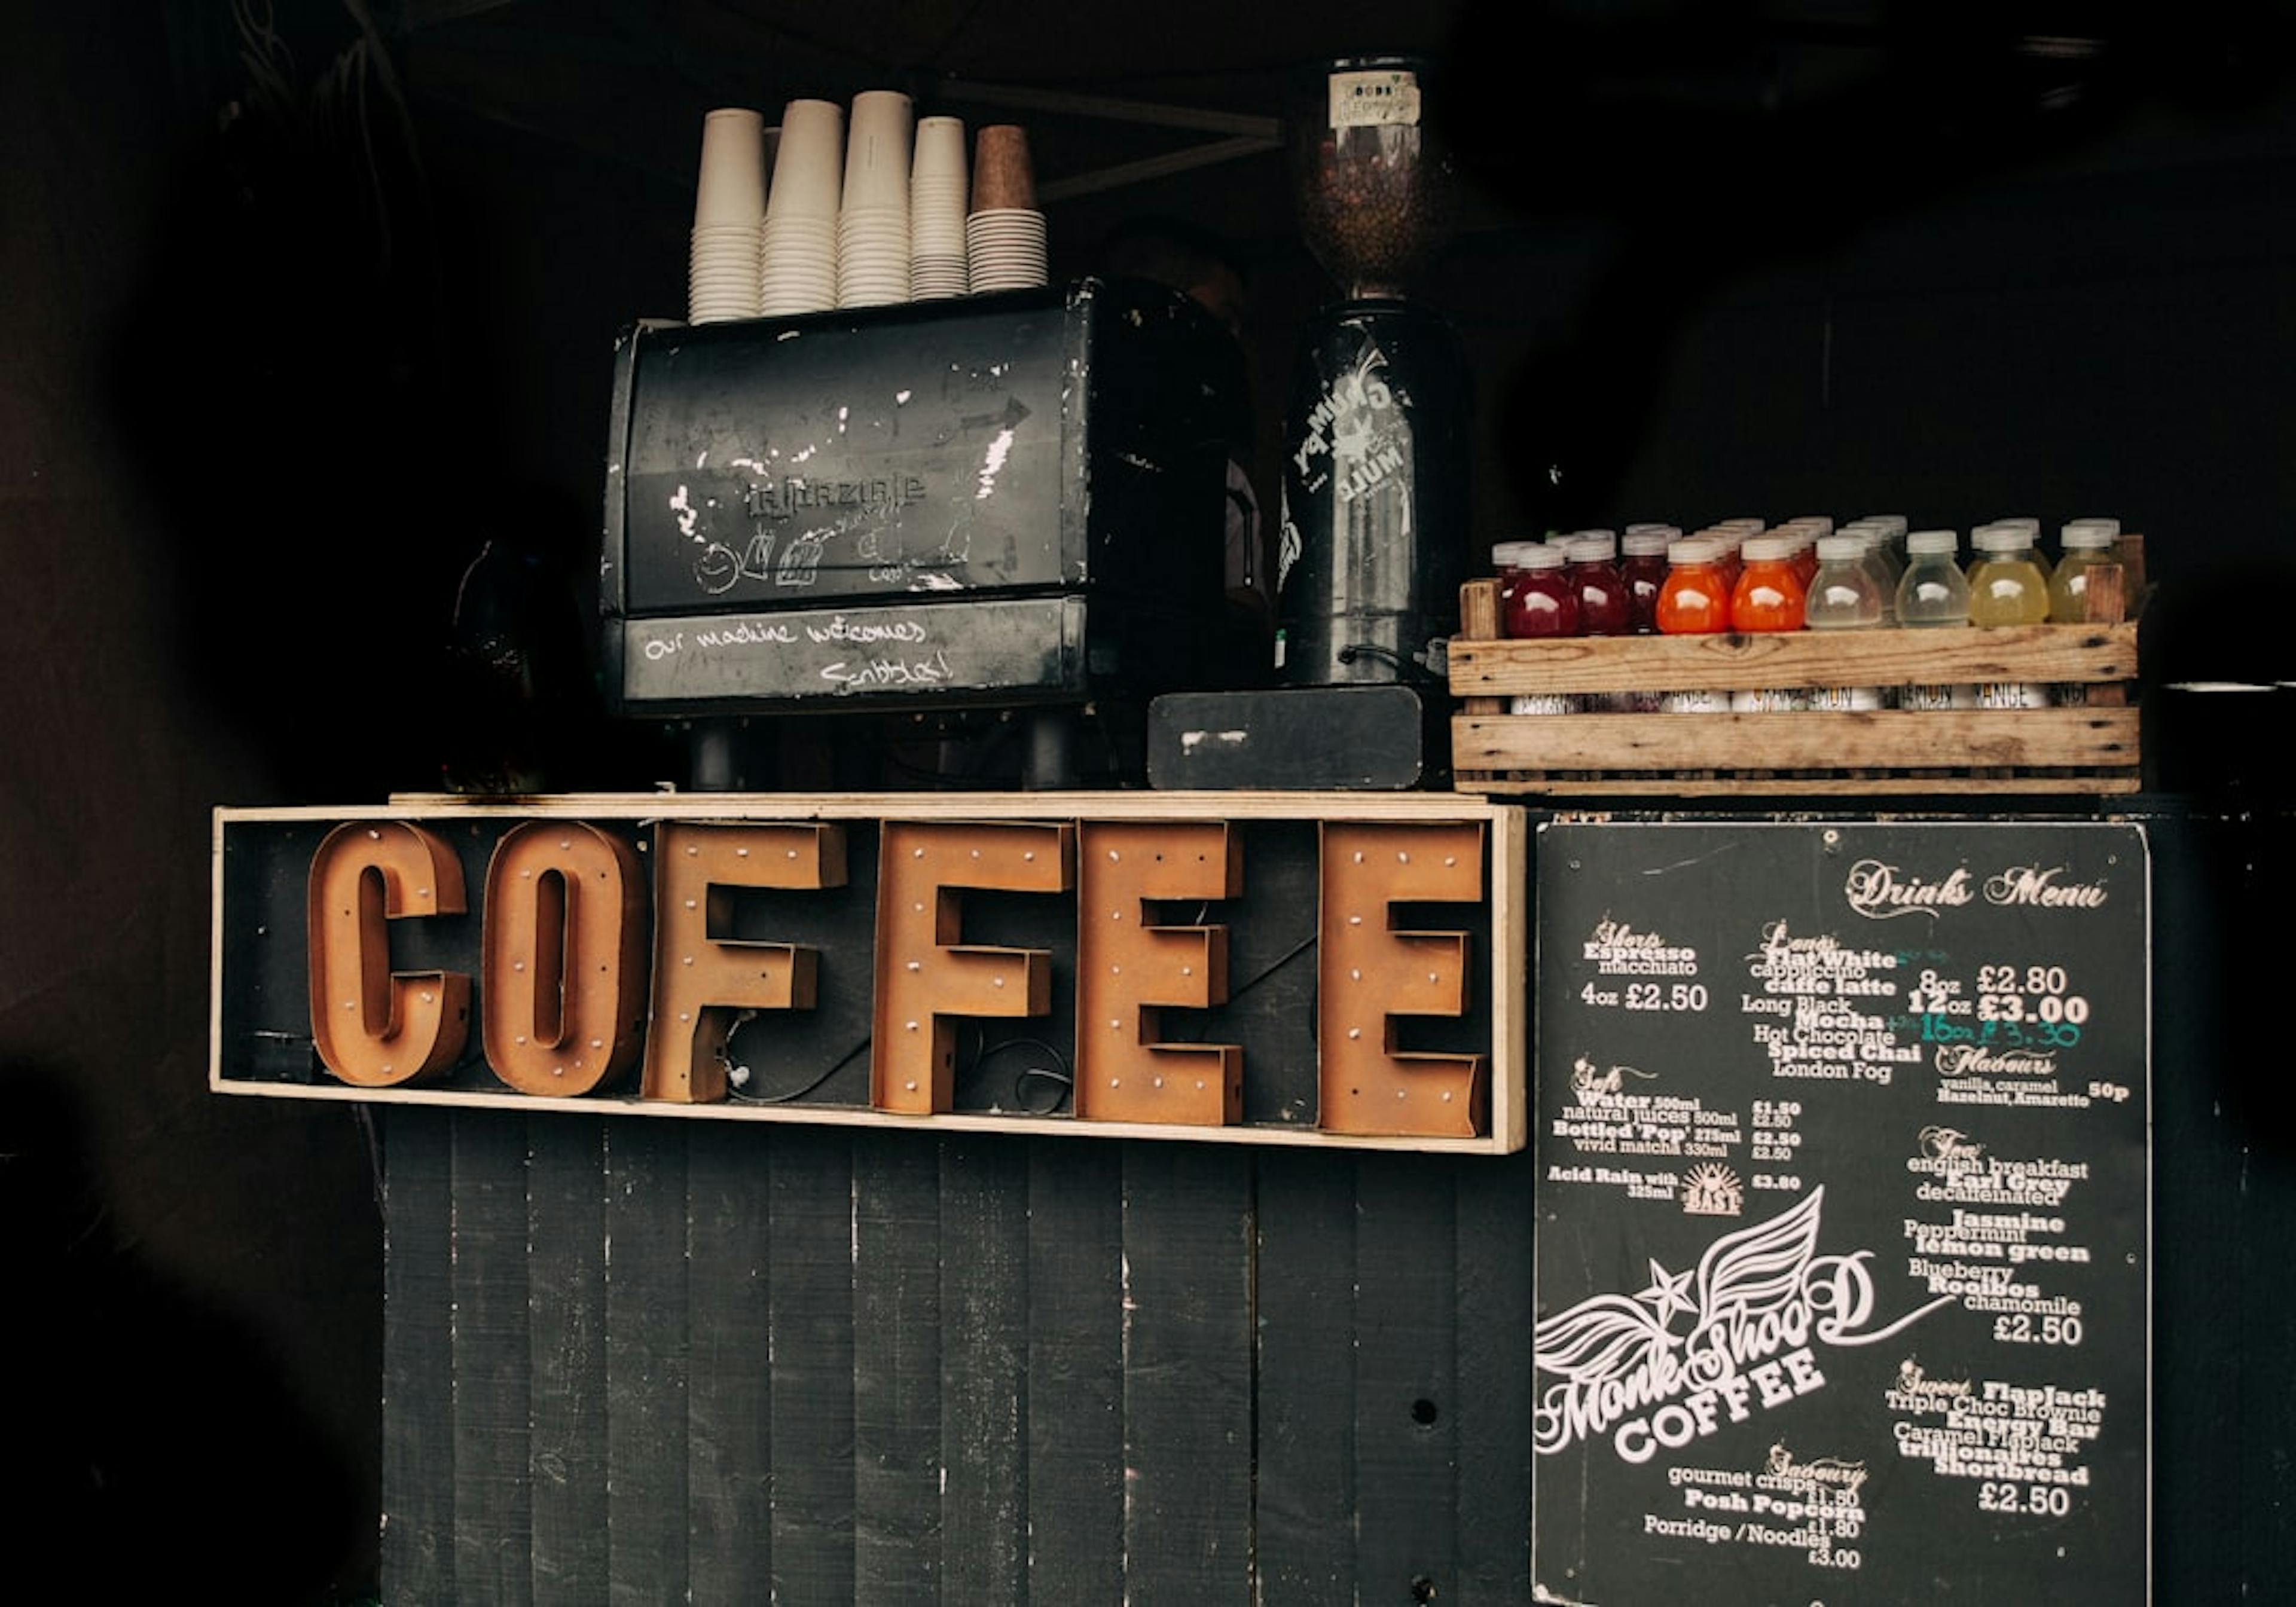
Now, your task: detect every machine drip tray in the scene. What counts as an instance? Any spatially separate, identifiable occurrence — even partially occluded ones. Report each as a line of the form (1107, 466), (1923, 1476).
(1146, 685), (1445, 791)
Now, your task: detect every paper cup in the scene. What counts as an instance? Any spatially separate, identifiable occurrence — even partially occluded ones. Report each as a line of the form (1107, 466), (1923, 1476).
(694, 108), (767, 227)
(842, 90), (915, 214)
(768, 99), (845, 221)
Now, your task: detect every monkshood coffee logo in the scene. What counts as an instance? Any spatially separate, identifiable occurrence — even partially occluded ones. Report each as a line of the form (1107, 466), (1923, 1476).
(1844, 859), (2108, 921)
(1534, 1189), (1950, 1465)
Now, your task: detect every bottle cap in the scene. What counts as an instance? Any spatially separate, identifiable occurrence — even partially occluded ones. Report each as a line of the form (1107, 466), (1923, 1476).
(1906, 528), (1959, 555)
(1815, 535), (1863, 562)
(1787, 516), (1835, 535)
(1668, 537), (1722, 565)
(1491, 542), (1534, 567)
(2062, 518), (2120, 548)
(1625, 522), (1679, 539)
(1621, 530), (1673, 556)
(1972, 526), (2028, 554)
(1518, 543), (1566, 570)
(1861, 514), (1909, 537)
(1566, 533), (1617, 562)
(1741, 535), (1793, 562)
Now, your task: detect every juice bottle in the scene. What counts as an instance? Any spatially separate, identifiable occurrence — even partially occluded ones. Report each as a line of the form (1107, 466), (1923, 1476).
(2049, 520), (2125, 623)
(1967, 526), (2050, 707)
(1730, 536), (1805, 631)
(1619, 528), (1672, 634)
(1656, 538), (1732, 634)
(1967, 526), (2051, 627)
(1503, 543), (1581, 639)
(1491, 541), (1534, 628)
(1896, 530), (1975, 708)
(1849, 528), (1901, 622)
(1895, 530), (1971, 627)
(1803, 534), (1885, 710)
(1565, 533), (1634, 636)
(1981, 518), (2053, 583)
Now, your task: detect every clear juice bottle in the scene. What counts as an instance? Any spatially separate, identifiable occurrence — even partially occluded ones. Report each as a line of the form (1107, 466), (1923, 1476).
(1896, 530), (1975, 708)
(1804, 534), (1885, 710)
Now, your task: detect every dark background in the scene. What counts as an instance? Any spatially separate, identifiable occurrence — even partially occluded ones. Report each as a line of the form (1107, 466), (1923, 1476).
(5, 1), (2294, 1598)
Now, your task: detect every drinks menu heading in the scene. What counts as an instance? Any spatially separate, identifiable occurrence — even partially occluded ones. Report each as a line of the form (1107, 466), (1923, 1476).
(1532, 821), (2147, 1605)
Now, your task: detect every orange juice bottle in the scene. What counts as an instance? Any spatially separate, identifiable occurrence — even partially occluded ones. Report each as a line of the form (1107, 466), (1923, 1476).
(1656, 538), (1732, 634)
(1730, 536), (1805, 631)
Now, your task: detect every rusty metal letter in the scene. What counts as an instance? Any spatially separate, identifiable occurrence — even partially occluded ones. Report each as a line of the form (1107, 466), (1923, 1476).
(872, 820), (1074, 1114)
(307, 821), (470, 1087)
(1318, 821), (1488, 1136)
(1074, 821), (1242, 1125)
(481, 821), (648, 1096)
(643, 822), (845, 1103)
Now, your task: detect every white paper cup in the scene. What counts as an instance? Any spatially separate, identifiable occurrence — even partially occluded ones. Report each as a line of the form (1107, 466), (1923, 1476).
(694, 108), (767, 227)
(842, 89), (915, 215)
(768, 99), (845, 221)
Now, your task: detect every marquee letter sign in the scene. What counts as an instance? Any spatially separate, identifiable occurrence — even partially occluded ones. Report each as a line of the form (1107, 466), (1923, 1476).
(219, 795), (1525, 1153)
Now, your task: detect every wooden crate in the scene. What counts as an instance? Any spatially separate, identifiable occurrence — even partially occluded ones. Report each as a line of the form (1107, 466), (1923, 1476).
(1447, 579), (2141, 796)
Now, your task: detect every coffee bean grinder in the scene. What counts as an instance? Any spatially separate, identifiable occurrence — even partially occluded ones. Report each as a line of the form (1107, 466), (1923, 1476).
(1147, 56), (1466, 790)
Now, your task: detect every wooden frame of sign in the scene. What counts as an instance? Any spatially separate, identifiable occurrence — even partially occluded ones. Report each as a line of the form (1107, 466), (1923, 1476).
(212, 792), (1528, 1154)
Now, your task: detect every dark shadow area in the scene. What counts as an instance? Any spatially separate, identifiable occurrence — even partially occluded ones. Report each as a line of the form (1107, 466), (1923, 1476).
(0, 1064), (364, 1602)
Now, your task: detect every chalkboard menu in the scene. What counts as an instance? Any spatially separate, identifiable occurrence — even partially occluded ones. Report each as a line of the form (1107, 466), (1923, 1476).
(1532, 821), (2148, 1604)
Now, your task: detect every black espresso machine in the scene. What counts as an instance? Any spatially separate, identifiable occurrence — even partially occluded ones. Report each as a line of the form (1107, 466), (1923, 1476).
(599, 279), (1241, 786)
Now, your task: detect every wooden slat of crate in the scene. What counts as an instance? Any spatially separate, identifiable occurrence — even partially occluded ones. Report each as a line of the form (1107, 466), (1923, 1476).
(1452, 708), (2138, 772)
(1453, 771), (2142, 797)
(1449, 620), (2137, 697)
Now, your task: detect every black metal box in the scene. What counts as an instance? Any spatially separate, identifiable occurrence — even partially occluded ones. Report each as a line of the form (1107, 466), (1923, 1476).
(599, 279), (1236, 714)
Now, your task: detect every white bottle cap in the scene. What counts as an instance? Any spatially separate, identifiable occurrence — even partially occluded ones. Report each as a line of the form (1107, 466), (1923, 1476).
(1740, 535), (1793, 562)
(1518, 543), (1566, 570)
(1621, 530), (1673, 557)
(2062, 518), (2120, 548)
(1566, 533), (1617, 562)
(1787, 516), (1835, 534)
(1906, 528), (1959, 555)
(1668, 537), (1723, 565)
(1972, 526), (2028, 554)
(1815, 535), (1863, 563)
(1861, 514), (1909, 537)
(1625, 522), (1680, 539)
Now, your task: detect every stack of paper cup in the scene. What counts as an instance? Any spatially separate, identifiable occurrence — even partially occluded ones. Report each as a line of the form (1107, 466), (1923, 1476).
(836, 90), (913, 308)
(966, 124), (1046, 293)
(909, 115), (969, 300)
(761, 98), (842, 317)
(689, 108), (765, 323)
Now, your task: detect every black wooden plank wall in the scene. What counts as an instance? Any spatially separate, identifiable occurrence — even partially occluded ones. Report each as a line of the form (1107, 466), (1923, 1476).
(382, 1116), (1537, 1605)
